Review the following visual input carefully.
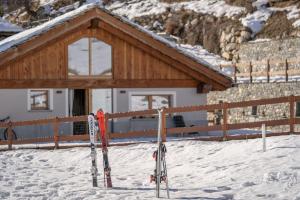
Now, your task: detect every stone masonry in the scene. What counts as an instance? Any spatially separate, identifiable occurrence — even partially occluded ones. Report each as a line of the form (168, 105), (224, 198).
(236, 38), (300, 75)
(208, 38), (300, 132)
(208, 82), (300, 132)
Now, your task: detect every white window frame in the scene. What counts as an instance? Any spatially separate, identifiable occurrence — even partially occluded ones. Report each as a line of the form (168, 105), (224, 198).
(128, 91), (176, 111)
(27, 89), (54, 111)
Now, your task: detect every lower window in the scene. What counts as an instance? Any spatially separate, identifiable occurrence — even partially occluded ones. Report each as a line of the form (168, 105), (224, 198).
(29, 90), (51, 111)
(131, 95), (171, 111)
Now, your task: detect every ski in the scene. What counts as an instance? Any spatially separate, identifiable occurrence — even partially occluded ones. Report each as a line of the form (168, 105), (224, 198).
(150, 109), (170, 198)
(97, 109), (113, 188)
(88, 114), (98, 187)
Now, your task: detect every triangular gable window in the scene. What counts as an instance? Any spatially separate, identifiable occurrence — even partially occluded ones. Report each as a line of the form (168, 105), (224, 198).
(68, 37), (112, 77)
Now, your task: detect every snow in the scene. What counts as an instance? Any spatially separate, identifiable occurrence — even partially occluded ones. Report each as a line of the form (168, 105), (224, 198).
(108, 0), (245, 20)
(174, 0), (246, 18)
(0, 135), (299, 199)
(0, 17), (22, 33)
(241, 0), (271, 34)
(241, 0), (300, 33)
(176, 44), (233, 76)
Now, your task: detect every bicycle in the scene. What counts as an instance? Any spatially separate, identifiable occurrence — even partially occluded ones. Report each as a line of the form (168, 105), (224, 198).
(0, 116), (17, 141)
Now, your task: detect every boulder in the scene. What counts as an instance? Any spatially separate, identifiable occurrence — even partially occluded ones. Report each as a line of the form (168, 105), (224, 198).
(225, 43), (237, 51)
(191, 18), (198, 26)
(222, 51), (233, 60)
(240, 30), (251, 40)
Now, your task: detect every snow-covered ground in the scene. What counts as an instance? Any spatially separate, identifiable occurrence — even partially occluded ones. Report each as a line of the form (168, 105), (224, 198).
(1, 135), (300, 199)
(107, 0), (245, 20)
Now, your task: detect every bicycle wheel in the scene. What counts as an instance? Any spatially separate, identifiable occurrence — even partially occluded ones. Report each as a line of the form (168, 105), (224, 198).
(4, 128), (17, 140)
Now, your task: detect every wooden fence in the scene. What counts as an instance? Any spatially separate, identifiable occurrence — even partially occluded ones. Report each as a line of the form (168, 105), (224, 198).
(1, 95), (300, 150)
(220, 58), (300, 83)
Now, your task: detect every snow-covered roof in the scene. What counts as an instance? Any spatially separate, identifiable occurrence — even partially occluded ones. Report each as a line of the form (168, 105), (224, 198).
(0, 17), (23, 33)
(0, 3), (232, 80)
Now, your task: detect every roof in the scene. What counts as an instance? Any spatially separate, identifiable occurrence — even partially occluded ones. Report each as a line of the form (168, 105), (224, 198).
(0, 17), (23, 33)
(0, 3), (232, 89)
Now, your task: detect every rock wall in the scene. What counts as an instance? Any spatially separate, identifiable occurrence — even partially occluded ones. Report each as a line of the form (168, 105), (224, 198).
(207, 82), (300, 132)
(134, 9), (251, 59)
(238, 38), (300, 61)
(235, 38), (300, 78)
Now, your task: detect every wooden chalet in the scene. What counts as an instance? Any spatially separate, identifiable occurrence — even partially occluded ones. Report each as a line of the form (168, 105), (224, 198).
(0, 4), (231, 90)
(0, 4), (232, 136)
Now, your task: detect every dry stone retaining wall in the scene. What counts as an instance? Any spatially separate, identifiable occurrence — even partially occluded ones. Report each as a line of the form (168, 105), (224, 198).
(207, 82), (300, 132)
(237, 38), (300, 74)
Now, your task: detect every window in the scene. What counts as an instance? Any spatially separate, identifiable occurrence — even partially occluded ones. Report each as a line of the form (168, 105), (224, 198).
(296, 102), (300, 117)
(29, 90), (50, 111)
(68, 37), (112, 77)
(251, 106), (258, 116)
(131, 95), (171, 111)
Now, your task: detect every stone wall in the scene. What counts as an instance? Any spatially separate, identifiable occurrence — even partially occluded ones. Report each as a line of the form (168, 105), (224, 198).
(235, 38), (300, 82)
(238, 38), (300, 61)
(207, 82), (300, 132)
(133, 9), (251, 59)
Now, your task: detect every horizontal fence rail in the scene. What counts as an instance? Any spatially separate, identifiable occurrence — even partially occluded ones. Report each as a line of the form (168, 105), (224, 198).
(0, 95), (299, 150)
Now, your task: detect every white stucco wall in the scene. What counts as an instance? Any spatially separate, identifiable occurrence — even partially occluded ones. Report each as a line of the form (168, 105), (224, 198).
(0, 89), (70, 139)
(111, 88), (207, 133)
(0, 88), (208, 139)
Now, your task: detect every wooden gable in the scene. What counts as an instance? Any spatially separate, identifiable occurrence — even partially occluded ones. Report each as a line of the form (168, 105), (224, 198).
(0, 7), (232, 90)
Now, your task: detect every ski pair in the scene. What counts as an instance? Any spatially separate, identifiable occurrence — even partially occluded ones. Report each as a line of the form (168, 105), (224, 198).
(88, 110), (112, 188)
(150, 109), (170, 198)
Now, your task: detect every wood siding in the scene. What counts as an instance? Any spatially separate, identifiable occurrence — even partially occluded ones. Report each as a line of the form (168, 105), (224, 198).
(0, 22), (193, 82)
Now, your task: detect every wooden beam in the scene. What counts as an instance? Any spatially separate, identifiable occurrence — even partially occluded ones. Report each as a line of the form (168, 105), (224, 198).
(0, 79), (199, 89)
(197, 84), (212, 94)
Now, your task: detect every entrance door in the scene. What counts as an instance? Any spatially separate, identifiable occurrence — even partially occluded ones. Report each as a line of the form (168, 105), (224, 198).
(70, 89), (112, 135)
(72, 89), (88, 135)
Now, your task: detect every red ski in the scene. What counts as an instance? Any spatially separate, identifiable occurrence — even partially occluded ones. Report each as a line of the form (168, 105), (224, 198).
(97, 109), (113, 188)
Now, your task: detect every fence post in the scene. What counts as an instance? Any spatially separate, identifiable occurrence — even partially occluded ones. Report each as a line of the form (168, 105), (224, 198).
(53, 117), (59, 149)
(233, 63), (237, 83)
(222, 102), (228, 140)
(249, 62), (253, 83)
(262, 123), (266, 152)
(285, 59), (289, 82)
(267, 59), (270, 83)
(7, 121), (13, 150)
(289, 95), (295, 134)
(104, 113), (110, 146)
(161, 109), (167, 142)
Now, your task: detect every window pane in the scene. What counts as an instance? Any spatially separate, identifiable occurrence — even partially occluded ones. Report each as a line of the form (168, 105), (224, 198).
(152, 95), (170, 109)
(296, 102), (300, 117)
(131, 96), (149, 111)
(68, 38), (89, 76)
(30, 90), (49, 110)
(91, 38), (112, 76)
(92, 89), (112, 113)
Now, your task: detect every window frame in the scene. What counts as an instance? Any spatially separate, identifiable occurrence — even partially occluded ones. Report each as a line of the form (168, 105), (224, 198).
(27, 89), (53, 111)
(128, 91), (176, 111)
(67, 37), (113, 78)
(251, 105), (258, 116)
(296, 102), (300, 117)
